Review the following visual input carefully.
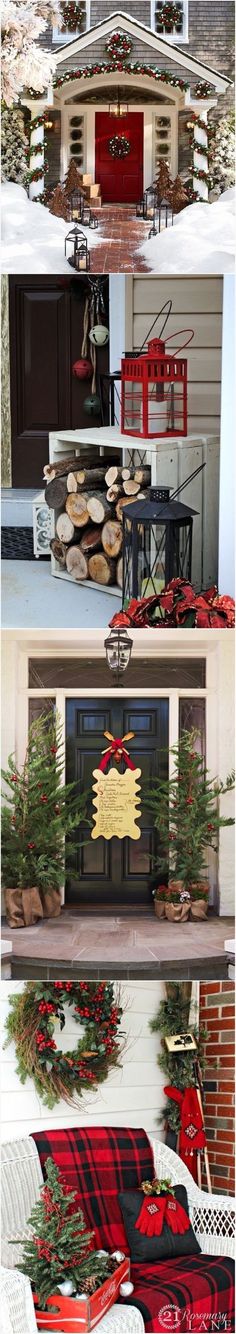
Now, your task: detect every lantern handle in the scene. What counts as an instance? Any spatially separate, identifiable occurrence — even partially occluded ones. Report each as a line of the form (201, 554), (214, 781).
(139, 299), (172, 352)
(164, 328), (194, 356)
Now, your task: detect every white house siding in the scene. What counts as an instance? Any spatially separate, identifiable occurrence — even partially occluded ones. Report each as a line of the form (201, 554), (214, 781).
(0, 981), (174, 1142)
(125, 275), (223, 436)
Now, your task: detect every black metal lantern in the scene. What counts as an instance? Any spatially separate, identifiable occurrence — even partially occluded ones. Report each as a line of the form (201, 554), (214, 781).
(65, 226), (90, 270)
(122, 486), (197, 605)
(143, 186), (158, 220)
(89, 212), (99, 230)
(136, 197), (146, 218)
(66, 189), (84, 222)
(81, 201), (92, 227)
(148, 195), (174, 237)
(104, 628), (133, 683)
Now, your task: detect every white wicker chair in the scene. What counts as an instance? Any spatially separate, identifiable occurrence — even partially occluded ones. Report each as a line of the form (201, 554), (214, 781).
(1, 1132), (235, 1334)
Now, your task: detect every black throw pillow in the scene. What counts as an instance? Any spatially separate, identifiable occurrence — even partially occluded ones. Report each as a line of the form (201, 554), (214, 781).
(118, 1184), (201, 1263)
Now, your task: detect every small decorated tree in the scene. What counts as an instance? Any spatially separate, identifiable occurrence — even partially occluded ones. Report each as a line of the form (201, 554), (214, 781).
(49, 182), (68, 219)
(19, 1157), (111, 1309)
(146, 729), (235, 919)
(2, 710), (87, 927)
(171, 174), (189, 213)
(155, 158), (173, 201)
(64, 157), (85, 197)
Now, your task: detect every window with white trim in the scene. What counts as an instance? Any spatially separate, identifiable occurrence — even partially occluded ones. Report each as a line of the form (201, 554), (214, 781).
(53, 0), (87, 45)
(153, 0), (188, 43)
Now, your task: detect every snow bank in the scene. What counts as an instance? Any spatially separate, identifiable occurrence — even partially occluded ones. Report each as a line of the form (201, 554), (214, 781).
(139, 189), (235, 274)
(1, 183), (101, 273)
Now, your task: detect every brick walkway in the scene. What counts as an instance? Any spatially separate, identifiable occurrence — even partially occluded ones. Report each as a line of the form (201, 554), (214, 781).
(90, 204), (150, 272)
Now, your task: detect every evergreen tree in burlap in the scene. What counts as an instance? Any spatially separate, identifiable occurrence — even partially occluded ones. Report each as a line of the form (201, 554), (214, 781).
(19, 1157), (111, 1309)
(155, 158), (173, 200)
(49, 183), (68, 219)
(171, 174), (189, 213)
(64, 157), (85, 197)
(1, 709), (87, 895)
(146, 728), (235, 892)
(1, 105), (28, 183)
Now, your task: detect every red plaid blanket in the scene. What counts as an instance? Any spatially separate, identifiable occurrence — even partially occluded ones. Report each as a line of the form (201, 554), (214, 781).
(127, 1257), (235, 1332)
(32, 1127), (235, 1332)
(31, 1125), (154, 1254)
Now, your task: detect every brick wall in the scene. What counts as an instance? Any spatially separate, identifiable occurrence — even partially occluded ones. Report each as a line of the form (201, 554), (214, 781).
(199, 981), (235, 1196)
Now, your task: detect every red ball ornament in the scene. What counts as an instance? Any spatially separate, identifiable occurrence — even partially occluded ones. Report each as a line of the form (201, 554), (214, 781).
(72, 358), (93, 381)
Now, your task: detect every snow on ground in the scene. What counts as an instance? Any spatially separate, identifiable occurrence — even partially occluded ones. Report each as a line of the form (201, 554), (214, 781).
(139, 189), (235, 274)
(1, 183), (101, 273)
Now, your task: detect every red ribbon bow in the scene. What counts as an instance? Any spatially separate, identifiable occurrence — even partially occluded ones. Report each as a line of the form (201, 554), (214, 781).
(98, 733), (136, 772)
(135, 1194), (190, 1239)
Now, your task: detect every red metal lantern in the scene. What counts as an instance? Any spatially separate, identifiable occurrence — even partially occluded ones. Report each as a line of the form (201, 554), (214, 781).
(121, 330), (193, 439)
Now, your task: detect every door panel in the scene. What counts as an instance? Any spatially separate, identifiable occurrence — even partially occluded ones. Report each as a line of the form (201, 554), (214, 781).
(95, 113), (143, 203)
(9, 277), (109, 486)
(66, 696), (168, 904)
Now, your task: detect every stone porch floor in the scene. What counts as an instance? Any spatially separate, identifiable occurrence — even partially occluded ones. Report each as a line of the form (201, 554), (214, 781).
(90, 205), (150, 272)
(1, 912), (232, 981)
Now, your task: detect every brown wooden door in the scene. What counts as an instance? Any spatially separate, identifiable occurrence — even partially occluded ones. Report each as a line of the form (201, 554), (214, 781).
(66, 696), (168, 905)
(9, 277), (109, 486)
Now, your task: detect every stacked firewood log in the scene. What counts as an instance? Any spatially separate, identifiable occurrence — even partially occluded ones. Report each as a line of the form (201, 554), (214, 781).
(44, 454), (151, 588)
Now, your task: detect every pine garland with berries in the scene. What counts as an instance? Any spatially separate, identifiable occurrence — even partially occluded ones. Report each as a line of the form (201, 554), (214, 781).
(4, 980), (124, 1108)
(19, 1157), (113, 1309)
(150, 983), (208, 1137)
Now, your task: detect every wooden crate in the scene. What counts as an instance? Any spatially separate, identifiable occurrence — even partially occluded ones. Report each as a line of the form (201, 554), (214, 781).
(34, 1258), (130, 1332)
(48, 428), (219, 594)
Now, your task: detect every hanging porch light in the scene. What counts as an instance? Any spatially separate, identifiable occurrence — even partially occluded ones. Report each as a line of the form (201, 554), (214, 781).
(104, 627), (133, 682)
(109, 90), (128, 118)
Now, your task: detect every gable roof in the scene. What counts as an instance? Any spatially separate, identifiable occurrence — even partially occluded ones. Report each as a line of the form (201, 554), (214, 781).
(54, 9), (230, 91)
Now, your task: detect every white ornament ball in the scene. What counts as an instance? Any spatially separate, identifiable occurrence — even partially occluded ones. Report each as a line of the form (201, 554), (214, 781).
(111, 1250), (125, 1263)
(58, 1280), (75, 1296)
(96, 1250), (110, 1257)
(89, 325), (109, 346)
(75, 1293), (87, 1300)
(119, 1281), (134, 1298)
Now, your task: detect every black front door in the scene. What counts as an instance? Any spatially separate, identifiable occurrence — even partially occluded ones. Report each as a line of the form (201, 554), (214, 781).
(66, 697), (168, 905)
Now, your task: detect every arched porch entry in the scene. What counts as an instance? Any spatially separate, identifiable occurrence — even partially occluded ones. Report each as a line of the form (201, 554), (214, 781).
(56, 71), (182, 202)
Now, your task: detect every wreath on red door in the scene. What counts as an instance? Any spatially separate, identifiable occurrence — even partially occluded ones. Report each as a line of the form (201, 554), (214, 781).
(105, 32), (132, 60)
(109, 134), (131, 159)
(4, 980), (124, 1109)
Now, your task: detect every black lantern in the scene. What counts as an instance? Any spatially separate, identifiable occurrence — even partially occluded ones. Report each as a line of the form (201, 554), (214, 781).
(122, 486), (197, 605)
(66, 189), (84, 222)
(148, 195), (174, 237)
(89, 212), (99, 230)
(136, 197), (146, 218)
(81, 201), (92, 227)
(65, 226), (90, 270)
(104, 628), (133, 683)
(143, 186), (158, 220)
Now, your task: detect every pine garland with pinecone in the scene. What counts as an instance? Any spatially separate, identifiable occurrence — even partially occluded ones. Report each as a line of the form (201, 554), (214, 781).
(19, 1157), (112, 1309)
(150, 983), (208, 1137)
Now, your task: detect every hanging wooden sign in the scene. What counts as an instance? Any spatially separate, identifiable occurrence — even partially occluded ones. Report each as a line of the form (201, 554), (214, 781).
(91, 731), (141, 841)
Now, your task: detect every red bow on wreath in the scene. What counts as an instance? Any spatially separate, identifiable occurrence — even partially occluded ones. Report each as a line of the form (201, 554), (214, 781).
(98, 731), (136, 772)
(164, 1085), (206, 1182)
(135, 1194), (190, 1238)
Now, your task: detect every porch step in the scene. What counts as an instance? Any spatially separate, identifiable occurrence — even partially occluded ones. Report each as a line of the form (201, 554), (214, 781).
(11, 955), (228, 982)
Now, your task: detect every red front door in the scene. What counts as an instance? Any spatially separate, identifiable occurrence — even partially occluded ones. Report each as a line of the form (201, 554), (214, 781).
(95, 112), (143, 204)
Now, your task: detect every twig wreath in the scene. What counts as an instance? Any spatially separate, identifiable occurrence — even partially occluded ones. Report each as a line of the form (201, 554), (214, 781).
(109, 135), (131, 159)
(5, 981), (124, 1109)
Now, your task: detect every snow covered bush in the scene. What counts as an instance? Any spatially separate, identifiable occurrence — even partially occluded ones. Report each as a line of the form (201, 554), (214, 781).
(210, 113), (235, 199)
(1, 0), (62, 105)
(1, 104), (28, 183)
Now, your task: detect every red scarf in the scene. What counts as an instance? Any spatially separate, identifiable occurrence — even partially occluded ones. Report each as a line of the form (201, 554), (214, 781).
(164, 1085), (206, 1181)
(135, 1194), (190, 1239)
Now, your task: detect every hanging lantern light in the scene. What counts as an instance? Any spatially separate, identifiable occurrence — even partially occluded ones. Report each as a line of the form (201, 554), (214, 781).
(89, 325), (109, 346)
(104, 627), (133, 682)
(122, 486), (197, 606)
(83, 392), (101, 416)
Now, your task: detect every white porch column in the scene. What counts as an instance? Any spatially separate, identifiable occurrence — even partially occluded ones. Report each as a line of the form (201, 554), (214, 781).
(192, 106), (209, 201)
(218, 275), (235, 597)
(29, 106), (45, 200)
